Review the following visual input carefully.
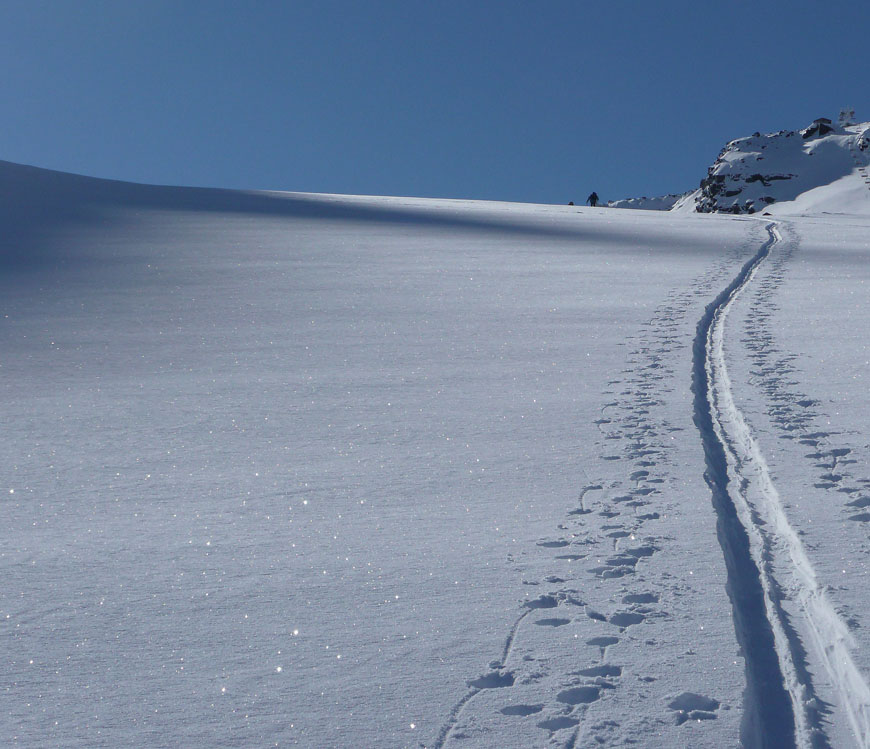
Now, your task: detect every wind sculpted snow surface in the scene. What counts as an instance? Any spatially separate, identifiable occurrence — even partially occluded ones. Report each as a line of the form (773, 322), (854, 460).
(1, 161), (870, 747)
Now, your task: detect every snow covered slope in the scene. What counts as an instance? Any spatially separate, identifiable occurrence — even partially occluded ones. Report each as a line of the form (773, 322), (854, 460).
(674, 119), (870, 215)
(2, 160), (870, 748)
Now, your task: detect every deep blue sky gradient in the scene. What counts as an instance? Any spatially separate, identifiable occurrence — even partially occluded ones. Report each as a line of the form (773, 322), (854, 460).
(2, 0), (866, 204)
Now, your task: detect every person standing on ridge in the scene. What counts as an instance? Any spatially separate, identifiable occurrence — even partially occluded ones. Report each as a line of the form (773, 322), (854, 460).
(587, 192), (599, 207)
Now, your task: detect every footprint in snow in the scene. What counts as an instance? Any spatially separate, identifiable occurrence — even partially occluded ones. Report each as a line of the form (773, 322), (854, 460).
(537, 716), (579, 732)
(622, 592), (659, 604)
(524, 594), (558, 609)
(557, 685), (601, 705)
(588, 564), (634, 579)
(637, 512), (660, 521)
(499, 704), (543, 716)
(586, 608), (607, 622)
(624, 544), (657, 559)
(467, 671), (515, 689)
(534, 618), (571, 627)
(609, 611), (646, 629)
(667, 692), (721, 725)
(605, 554), (639, 568)
(576, 664), (622, 678)
(586, 635), (619, 656)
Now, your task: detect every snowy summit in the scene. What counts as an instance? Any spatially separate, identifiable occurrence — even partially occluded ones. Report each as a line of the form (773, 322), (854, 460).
(2, 113), (870, 749)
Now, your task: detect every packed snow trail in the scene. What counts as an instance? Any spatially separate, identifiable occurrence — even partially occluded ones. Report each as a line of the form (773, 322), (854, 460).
(695, 223), (870, 748)
(692, 225), (797, 748)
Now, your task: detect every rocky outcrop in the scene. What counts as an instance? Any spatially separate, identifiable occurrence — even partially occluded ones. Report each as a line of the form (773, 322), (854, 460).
(682, 117), (865, 214)
(614, 116), (869, 215)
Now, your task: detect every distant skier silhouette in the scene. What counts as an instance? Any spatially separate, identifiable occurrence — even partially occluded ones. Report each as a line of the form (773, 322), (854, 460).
(586, 192), (599, 207)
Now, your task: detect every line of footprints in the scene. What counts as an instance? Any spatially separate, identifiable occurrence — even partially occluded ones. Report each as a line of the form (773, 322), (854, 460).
(742, 235), (870, 632)
(441, 256), (753, 745)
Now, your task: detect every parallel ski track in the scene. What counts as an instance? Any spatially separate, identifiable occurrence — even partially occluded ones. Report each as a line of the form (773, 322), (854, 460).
(696, 223), (870, 748)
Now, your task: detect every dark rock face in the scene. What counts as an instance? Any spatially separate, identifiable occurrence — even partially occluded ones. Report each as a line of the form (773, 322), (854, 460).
(695, 167), (788, 214)
(745, 173), (792, 186)
(699, 174), (726, 196)
(801, 119), (835, 139)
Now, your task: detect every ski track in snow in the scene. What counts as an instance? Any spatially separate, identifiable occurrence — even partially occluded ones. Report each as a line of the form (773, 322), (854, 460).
(702, 223), (870, 748)
(435, 220), (870, 748)
(434, 241), (752, 747)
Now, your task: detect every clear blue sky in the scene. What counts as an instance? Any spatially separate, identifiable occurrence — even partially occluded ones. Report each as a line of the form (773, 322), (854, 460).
(2, 0), (866, 204)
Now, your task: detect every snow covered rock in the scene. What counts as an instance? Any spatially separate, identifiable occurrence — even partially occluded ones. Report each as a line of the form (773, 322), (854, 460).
(606, 192), (691, 211)
(676, 117), (870, 214)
